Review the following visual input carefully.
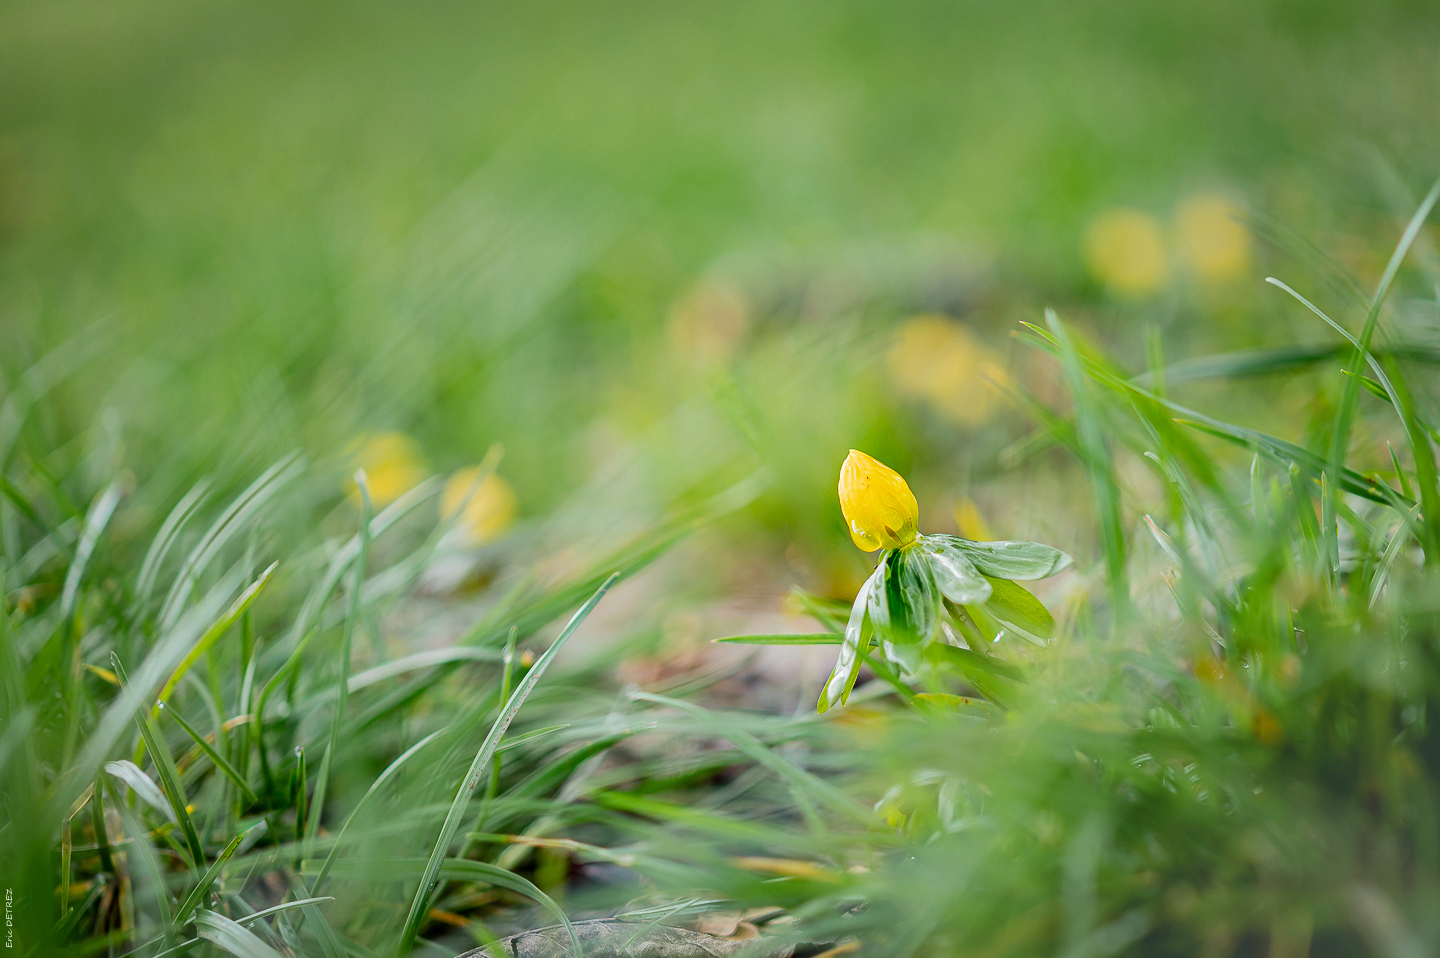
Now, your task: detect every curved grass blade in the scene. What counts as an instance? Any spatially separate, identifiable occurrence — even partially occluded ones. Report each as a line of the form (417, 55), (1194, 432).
(104, 760), (174, 822)
(59, 482), (122, 621)
(308, 472), (373, 849)
(158, 455), (300, 630)
(137, 477), (213, 608)
(196, 910), (287, 958)
(629, 691), (875, 827)
(346, 646), (504, 692)
(1329, 176), (1440, 485)
(256, 479), (441, 729)
(158, 562), (277, 708)
(394, 572), (619, 958)
(1045, 309), (1127, 612)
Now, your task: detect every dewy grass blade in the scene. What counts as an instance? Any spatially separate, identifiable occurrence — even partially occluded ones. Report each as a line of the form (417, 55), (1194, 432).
(394, 572), (618, 958)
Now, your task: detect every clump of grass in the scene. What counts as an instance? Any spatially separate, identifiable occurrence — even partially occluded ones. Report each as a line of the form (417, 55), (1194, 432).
(0, 384), (763, 957)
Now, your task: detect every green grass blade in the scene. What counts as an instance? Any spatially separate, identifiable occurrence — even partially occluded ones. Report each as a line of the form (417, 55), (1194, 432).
(110, 780), (176, 939)
(1044, 309), (1128, 612)
(58, 481), (122, 621)
(1383, 356), (1440, 564)
(195, 910), (287, 958)
(115, 656), (206, 872)
(628, 691), (875, 827)
(103, 759), (173, 821)
(175, 823), (261, 927)
(1328, 177), (1440, 499)
(157, 561), (277, 708)
(714, 633), (841, 645)
(394, 572), (618, 958)
(158, 454), (300, 630)
(137, 478), (213, 608)
(159, 701), (258, 805)
(309, 472), (373, 848)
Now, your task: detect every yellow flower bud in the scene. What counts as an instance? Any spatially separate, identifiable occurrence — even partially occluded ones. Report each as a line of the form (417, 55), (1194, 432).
(838, 449), (919, 552)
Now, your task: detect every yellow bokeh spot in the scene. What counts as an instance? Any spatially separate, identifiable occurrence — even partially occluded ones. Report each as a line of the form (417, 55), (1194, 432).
(1176, 193), (1251, 283)
(1084, 208), (1169, 295)
(347, 432), (426, 508)
(441, 466), (518, 544)
(886, 315), (1009, 425)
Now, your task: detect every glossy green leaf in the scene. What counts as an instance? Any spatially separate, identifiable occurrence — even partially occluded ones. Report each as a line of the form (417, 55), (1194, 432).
(923, 642), (1027, 683)
(982, 576), (1056, 640)
(934, 535), (1072, 581)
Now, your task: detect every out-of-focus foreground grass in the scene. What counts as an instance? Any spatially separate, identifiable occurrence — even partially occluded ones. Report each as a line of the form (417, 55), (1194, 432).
(8, 1), (1440, 956)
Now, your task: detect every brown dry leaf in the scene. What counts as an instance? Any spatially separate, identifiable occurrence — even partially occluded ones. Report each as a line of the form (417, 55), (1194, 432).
(693, 912), (741, 937)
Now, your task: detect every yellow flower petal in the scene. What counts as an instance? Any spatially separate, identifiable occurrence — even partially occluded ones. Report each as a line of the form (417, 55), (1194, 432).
(838, 450), (919, 552)
(441, 467), (517, 544)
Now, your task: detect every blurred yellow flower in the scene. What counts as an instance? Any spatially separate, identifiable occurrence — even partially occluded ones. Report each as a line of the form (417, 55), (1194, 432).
(441, 466), (517, 544)
(1083, 208), (1168, 295)
(1176, 193), (1251, 282)
(347, 432), (425, 508)
(886, 315), (1009, 425)
(666, 281), (749, 367)
(839, 449), (919, 552)
(953, 498), (994, 541)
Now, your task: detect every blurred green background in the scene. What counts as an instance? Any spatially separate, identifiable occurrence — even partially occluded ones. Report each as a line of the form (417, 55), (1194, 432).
(5, 0), (1440, 582)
